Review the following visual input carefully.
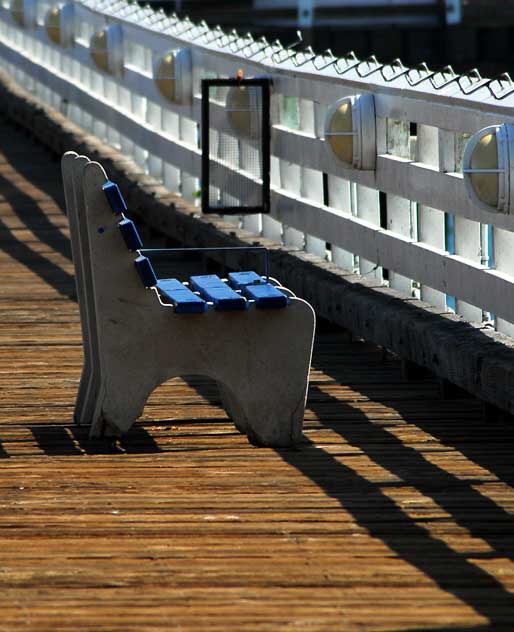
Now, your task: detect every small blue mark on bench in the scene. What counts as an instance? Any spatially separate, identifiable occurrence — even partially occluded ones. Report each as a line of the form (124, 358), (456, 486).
(190, 275), (247, 311)
(119, 218), (143, 251)
(135, 255), (157, 288)
(157, 279), (207, 314)
(229, 271), (289, 308)
(102, 180), (127, 215)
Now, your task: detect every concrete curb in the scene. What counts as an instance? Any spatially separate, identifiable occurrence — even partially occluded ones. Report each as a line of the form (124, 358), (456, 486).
(2, 67), (514, 415)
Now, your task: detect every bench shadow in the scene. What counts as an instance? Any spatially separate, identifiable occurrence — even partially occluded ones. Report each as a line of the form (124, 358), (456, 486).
(30, 424), (162, 455)
(0, 439), (9, 458)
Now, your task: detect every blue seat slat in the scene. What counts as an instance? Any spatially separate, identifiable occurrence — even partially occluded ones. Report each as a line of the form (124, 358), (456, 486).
(118, 218), (143, 251)
(227, 271), (264, 291)
(189, 275), (247, 311)
(228, 271), (289, 308)
(242, 283), (289, 309)
(135, 255), (157, 288)
(157, 279), (207, 314)
(102, 180), (127, 215)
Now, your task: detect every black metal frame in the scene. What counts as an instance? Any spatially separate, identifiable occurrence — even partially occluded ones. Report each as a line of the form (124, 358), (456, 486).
(201, 77), (271, 215)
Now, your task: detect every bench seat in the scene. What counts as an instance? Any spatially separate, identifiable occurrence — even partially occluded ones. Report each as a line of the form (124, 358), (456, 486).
(228, 271), (289, 308)
(189, 274), (247, 311)
(157, 279), (207, 314)
(241, 283), (289, 309)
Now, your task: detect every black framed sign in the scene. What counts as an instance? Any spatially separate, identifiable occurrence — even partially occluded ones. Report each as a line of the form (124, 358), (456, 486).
(201, 77), (271, 215)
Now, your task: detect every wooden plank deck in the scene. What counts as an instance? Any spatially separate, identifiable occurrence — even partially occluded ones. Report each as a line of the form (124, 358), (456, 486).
(1, 119), (514, 631)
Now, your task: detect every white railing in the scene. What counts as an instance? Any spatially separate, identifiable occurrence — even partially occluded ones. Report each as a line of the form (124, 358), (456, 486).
(1, 0), (514, 334)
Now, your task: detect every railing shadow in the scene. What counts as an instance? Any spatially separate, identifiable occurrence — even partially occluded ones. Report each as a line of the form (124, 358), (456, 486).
(0, 155), (70, 258)
(309, 342), (514, 562)
(272, 339), (514, 626)
(0, 126), (69, 250)
(0, 124), (74, 296)
(0, 212), (75, 299)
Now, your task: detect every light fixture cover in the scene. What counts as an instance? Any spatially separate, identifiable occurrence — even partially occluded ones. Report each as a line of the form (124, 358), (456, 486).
(45, 3), (74, 47)
(10, 0), (36, 28)
(153, 48), (192, 105)
(90, 24), (124, 76)
(226, 84), (261, 140)
(325, 93), (376, 171)
(463, 123), (514, 214)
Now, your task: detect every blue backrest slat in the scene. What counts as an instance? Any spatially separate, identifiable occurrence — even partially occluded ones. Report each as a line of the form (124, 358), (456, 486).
(157, 279), (207, 314)
(118, 218), (143, 252)
(102, 180), (127, 215)
(189, 275), (247, 311)
(135, 255), (157, 288)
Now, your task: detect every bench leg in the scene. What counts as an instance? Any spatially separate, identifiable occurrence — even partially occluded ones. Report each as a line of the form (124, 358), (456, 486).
(218, 382), (248, 434)
(239, 385), (307, 448)
(73, 362), (90, 425)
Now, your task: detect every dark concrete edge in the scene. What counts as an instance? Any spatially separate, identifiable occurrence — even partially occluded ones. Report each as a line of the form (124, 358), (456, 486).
(2, 67), (514, 415)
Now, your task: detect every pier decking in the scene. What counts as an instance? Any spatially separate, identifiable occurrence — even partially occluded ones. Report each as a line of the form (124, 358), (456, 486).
(1, 118), (514, 630)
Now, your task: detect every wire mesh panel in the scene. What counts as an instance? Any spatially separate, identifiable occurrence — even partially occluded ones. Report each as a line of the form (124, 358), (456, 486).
(201, 78), (270, 215)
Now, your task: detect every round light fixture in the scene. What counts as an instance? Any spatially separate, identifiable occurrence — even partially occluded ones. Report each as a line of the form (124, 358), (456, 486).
(463, 124), (514, 213)
(90, 24), (124, 76)
(153, 48), (192, 105)
(44, 3), (74, 47)
(10, 0), (36, 28)
(226, 84), (260, 140)
(325, 93), (376, 170)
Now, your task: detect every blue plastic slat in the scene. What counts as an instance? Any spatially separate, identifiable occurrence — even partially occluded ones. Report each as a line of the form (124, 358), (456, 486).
(134, 255), (157, 288)
(118, 218), (143, 251)
(227, 270), (264, 290)
(157, 279), (207, 314)
(189, 275), (247, 311)
(242, 283), (289, 309)
(102, 180), (127, 215)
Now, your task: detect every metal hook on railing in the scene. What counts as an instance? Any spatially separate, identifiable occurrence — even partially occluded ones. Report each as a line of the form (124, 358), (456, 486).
(333, 50), (360, 75)
(172, 18), (195, 37)
(313, 48), (337, 71)
(292, 45), (316, 67)
(272, 30), (303, 64)
(380, 58), (409, 82)
(180, 20), (199, 38)
(192, 21), (211, 39)
(202, 24), (224, 43)
(405, 62), (437, 87)
(457, 68), (489, 95)
(488, 72), (514, 100)
(122, 2), (140, 16)
(429, 65), (458, 90)
(244, 36), (271, 59)
(215, 27), (237, 48)
(356, 55), (384, 78)
(227, 29), (242, 50)
(229, 32), (253, 54)
(162, 16), (181, 33)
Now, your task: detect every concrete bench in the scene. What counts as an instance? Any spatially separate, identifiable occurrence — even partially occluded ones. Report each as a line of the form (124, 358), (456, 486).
(61, 152), (315, 447)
